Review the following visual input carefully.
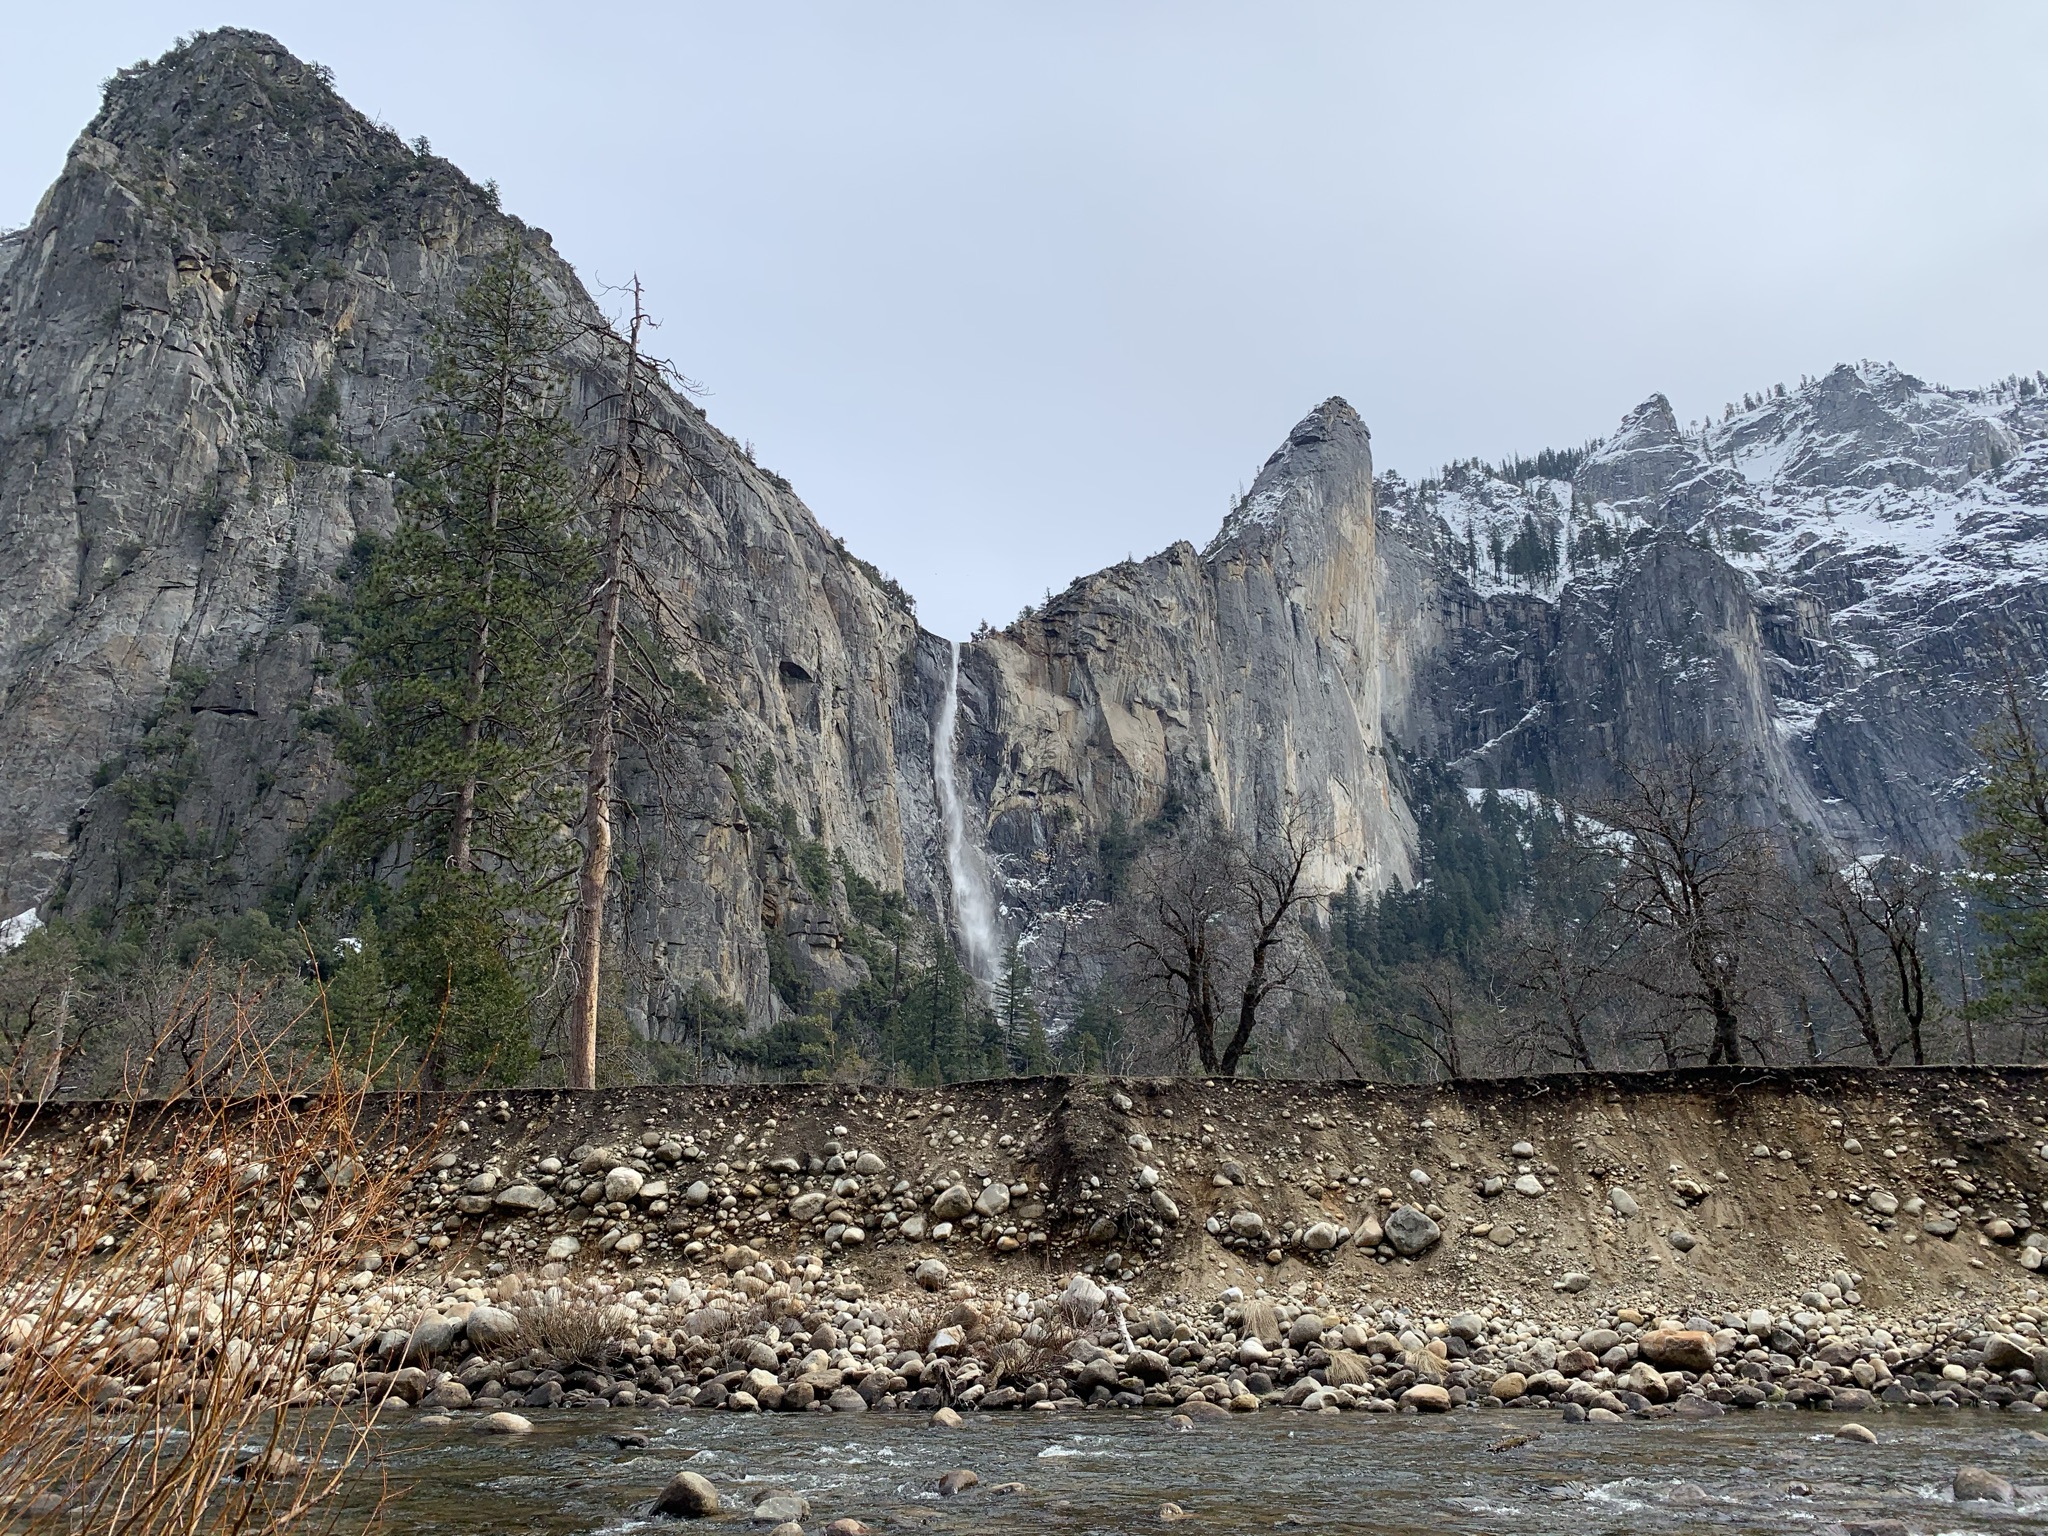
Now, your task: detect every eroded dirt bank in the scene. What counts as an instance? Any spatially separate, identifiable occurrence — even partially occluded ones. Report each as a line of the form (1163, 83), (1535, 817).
(13, 1068), (2048, 1431)
(17, 1068), (2048, 1315)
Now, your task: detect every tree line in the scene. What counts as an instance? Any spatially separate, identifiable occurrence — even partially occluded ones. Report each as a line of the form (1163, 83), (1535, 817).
(1065, 685), (2048, 1080)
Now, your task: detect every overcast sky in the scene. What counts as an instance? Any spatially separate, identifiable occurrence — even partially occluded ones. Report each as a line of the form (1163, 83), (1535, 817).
(10, 4), (2048, 637)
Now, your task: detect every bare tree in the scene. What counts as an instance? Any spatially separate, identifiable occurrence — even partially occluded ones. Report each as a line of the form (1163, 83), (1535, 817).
(1798, 856), (1938, 1064)
(1107, 813), (1325, 1076)
(1577, 747), (1790, 1067)
(1377, 958), (1473, 1080)
(1501, 906), (1621, 1072)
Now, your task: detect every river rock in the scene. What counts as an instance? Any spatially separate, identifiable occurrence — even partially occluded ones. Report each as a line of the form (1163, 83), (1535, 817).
(751, 1493), (809, 1523)
(1983, 1335), (2034, 1373)
(854, 1150), (888, 1175)
(1286, 1312), (1325, 1349)
(654, 1470), (722, 1518)
(1230, 1210), (1267, 1240)
(1384, 1206), (1441, 1256)
(1490, 1372), (1527, 1401)
(1609, 1187), (1639, 1218)
(1638, 1329), (1716, 1373)
(1301, 1222), (1342, 1252)
(937, 1469), (978, 1496)
(464, 1306), (521, 1352)
(915, 1258), (950, 1291)
(1953, 1466), (2014, 1503)
(932, 1184), (974, 1221)
(974, 1182), (1010, 1218)
(1513, 1174), (1545, 1198)
(1866, 1189), (1899, 1216)
(1401, 1384), (1451, 1412)
(492, 1184), (550, 1212)
(1062, 1273), (1107, 1322)
(483, 1411), (533, 1435)
(605, 1166), (645, 1203)
(1152, 1188), (1182, 1222)
(1835, 1422), (1877, 1443)
(788, 1191), (828, 1222)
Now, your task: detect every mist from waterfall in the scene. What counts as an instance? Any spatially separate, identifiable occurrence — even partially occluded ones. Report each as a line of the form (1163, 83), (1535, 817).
(933, 641), (1002, 988)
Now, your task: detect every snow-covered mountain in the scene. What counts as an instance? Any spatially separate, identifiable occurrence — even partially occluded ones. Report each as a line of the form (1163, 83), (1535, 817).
(1375, 361), (2048, 856)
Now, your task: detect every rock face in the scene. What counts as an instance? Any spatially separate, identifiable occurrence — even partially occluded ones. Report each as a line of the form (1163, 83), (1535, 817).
(6, 31), (2048, 1038)
(1373, 369), (2048, 855)
(961, 399), (1412, 919)
(0, 30), (949, 1035)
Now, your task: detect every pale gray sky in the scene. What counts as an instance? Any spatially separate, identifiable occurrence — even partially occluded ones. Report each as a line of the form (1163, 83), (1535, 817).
(10, 4), (2048, 638)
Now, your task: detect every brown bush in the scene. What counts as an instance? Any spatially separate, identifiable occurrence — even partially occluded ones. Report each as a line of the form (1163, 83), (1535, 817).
(0, 970), (440, 1534)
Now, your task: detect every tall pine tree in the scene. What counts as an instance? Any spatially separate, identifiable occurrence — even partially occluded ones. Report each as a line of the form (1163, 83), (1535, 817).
(995, 939), (1049, 1073)
(324, 238), (591, 1086)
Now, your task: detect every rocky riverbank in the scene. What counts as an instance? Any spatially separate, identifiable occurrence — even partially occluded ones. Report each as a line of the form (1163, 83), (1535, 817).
(10, 1069), (2048, 1437)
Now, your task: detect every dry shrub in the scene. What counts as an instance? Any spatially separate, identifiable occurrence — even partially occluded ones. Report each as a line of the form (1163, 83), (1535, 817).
(503, 1291), (630, 1367)
(0, 964), (439, 1533)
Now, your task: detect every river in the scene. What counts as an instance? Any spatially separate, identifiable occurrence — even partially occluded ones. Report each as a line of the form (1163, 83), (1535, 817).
(344, 1408), (2048, 1534)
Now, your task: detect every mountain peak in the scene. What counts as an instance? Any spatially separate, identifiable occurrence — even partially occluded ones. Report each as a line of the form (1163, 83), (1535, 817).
(1205, 397), (1374, 559)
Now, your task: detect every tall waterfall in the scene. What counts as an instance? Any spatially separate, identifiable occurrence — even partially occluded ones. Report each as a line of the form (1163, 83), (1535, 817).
(933, 641), (1001, 987)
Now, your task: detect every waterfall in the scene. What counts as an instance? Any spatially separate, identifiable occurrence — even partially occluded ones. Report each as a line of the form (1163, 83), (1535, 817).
(933, 641), (1001, 987)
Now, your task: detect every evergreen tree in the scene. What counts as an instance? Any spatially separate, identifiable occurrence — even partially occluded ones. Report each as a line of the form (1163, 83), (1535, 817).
(994, 939), (1049, 1073)
(322, 239), (591, 1085)
(1963, 681), (2048, 1013)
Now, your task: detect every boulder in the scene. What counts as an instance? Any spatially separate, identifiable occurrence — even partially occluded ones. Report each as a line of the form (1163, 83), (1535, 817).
(653, 1470), (722, 1518)
(1983, 1334), (2034, 1373)
(1400, 1383), (1451, 1412)
(932, 1184), (974, 1221)
(1384, 1206), (1441, 1257)
(788, 1191), (828, 1222)
(974, 1182), (1011, 1218)
(482, 1411), (533, 1435)
(1953, 1466), (2014, 1503)
(605, 1166), (645, 1203)
(1638, 1329), (1716, 1373)
(751, 1494), (809, 1523)
(464, 1306), (521, 1353)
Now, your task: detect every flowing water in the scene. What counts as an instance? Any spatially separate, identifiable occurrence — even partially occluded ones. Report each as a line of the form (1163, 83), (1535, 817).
(931, 640), (1001, 987)
(339, 1408), (2048, 1534)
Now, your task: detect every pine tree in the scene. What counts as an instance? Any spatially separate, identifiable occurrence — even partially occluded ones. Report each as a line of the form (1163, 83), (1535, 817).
(1963, 680), (2048, 1013)
(323, 238), (592, 1086)
(994, 939), (1048, 1073)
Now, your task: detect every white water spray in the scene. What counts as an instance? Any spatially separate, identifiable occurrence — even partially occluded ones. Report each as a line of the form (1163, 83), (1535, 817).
(933, 641), (1001, 987)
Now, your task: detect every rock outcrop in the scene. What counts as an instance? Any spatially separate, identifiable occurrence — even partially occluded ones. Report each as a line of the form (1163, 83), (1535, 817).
(0, 31), (951, 1033)
(959, 398), (1411, 925)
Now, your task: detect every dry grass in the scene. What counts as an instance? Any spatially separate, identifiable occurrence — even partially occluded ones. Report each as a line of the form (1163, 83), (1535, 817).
(0, 963), (441, 1534)
(500, 1291), (631, 1368)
